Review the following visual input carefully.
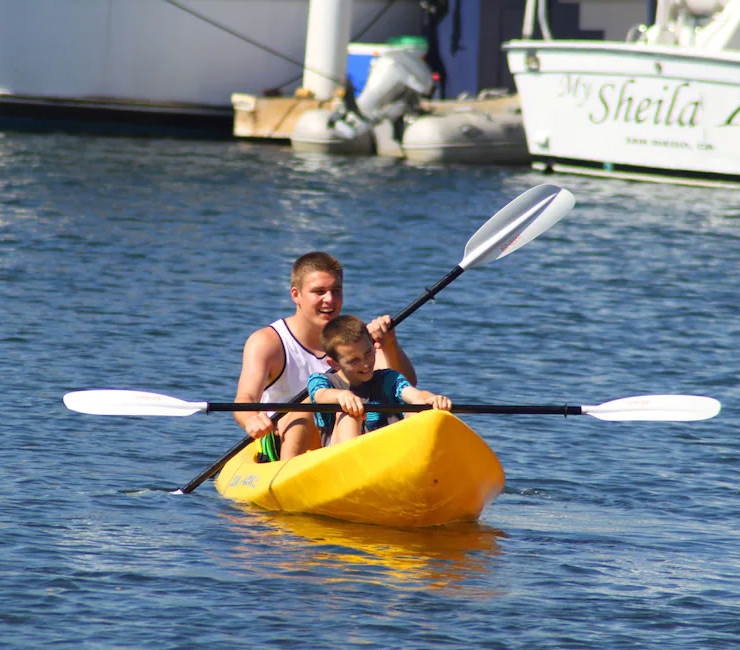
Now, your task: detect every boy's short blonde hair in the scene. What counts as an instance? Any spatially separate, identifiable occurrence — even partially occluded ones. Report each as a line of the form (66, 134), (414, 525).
(320, 314), (370, 360)
(291, 251), (343, 290)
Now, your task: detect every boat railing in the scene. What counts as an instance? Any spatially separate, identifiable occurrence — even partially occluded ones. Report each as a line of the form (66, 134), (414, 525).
(642, 0), (740, 49)
(626, 23), (649, 43)
(521, 0), (739, 51)
(521, 0), (552, 40)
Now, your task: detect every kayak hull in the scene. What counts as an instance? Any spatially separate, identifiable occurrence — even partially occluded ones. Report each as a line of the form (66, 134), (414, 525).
(215, 410), (505, 527)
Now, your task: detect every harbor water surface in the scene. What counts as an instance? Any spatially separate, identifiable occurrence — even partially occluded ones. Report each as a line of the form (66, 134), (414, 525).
(2, 131), (739, 649)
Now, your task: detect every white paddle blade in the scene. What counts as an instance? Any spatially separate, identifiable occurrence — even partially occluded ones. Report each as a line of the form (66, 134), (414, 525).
(460, 184), (575, 269)
(582, 395), (721, 422)
(63, 390), (208, 416)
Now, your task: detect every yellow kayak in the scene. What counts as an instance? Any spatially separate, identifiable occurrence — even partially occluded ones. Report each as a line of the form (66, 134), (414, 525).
(215, 410), (505, 527)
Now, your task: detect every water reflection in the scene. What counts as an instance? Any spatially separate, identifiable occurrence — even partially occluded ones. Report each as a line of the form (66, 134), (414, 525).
(220, 508), (507, 596)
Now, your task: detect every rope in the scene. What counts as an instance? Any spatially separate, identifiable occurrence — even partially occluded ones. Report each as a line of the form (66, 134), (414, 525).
(161, 0), (339, 84)
(160, 0), (402, 94)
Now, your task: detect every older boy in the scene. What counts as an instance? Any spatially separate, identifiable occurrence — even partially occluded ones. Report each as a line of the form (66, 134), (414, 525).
(234, 252), (416, 459)
(308, 314), (451, 447)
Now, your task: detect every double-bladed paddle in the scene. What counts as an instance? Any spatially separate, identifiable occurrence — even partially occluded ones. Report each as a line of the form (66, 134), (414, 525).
(65, 184), (576, 493)
(64, 389), (722, 422)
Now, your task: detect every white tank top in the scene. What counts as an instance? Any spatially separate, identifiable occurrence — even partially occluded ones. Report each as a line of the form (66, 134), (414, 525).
(262, 319), (331, 403)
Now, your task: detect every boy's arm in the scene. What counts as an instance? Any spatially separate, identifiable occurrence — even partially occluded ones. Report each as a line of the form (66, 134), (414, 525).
(310, 385), (366, 418)
(400, 386), (452, 411)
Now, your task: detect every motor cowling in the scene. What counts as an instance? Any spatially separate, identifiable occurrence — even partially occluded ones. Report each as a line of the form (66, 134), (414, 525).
(331, 50), (433, 139)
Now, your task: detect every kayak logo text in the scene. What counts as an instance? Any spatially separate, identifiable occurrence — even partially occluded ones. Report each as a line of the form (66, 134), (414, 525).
(229, 474), (258, 488)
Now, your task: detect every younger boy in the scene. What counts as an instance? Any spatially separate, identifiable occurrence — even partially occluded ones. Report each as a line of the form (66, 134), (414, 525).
(308, 314), (452, 447)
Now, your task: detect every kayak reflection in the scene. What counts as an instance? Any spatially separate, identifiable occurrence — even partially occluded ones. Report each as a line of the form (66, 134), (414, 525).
(221, 509), (507, 594)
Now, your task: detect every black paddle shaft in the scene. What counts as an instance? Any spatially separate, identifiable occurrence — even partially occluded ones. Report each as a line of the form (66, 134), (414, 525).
(390, 266), (464, 328)
(207, 403), (585, 415)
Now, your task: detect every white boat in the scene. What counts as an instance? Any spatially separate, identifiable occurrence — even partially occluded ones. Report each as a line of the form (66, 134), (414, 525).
(504, 0), (740, 186)
(0, 0), (422, 136)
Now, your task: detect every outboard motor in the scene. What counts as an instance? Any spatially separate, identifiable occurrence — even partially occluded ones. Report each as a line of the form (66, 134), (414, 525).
(331, 50), (433, 139)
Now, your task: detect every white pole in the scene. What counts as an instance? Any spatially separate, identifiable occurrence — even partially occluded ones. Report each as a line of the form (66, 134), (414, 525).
(302, 0), (353, 100)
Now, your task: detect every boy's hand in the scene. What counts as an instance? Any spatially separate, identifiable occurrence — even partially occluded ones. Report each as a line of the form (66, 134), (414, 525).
(426, 394), (452, 411)
(338, 391), (366, 418)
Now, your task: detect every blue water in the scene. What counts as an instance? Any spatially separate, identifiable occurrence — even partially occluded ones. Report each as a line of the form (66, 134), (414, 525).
(2, 131), (739, 649)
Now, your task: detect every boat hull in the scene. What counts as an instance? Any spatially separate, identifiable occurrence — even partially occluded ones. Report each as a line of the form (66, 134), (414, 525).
(215, 410), (505, 527)
(505, 40), (740, 186)
(0, 0), (422, 135)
